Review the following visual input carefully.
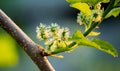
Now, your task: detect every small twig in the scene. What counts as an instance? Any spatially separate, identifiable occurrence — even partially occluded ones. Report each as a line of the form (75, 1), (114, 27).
(0, 9), (55, 71)
(103, 0), (115, 18)
(83, 22), (100, 37)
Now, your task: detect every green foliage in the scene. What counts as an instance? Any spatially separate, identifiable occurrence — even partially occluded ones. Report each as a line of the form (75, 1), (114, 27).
(0, 33), (19, 67)
(105, 7), (120, 18)
(71, 30), (99, 47)
(66, 0), (110, 6)
(104, 0), (120, 18)
(71, 30), (118, 57)
(70, 2), (91, 16)
(92, 38), (118, 57)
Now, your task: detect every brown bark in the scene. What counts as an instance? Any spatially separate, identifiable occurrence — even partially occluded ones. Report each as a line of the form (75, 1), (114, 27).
(0, 9), (55, 71)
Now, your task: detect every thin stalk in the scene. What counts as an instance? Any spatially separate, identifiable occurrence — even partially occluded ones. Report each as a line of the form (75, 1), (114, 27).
(83, 22), (100, 37)
(103, 0), (115, 18)
(87, 18), (93, 29)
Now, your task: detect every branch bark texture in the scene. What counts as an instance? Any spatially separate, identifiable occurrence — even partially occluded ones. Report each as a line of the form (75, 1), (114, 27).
(0, 9), (55, 71)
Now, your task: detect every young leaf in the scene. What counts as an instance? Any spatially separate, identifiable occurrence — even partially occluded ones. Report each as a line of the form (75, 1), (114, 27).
(105, 7), (120, 18)
(88, 31), (101, 36)
(72, 30), (100, 48)
(70, 2), (91, 16)
(72, 30), (84, 38)
(72, 30), (118, 57)
(92, 38), (118, 57)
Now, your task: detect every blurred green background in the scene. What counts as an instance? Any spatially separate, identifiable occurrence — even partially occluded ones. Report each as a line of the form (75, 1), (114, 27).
(0, 0), (120, 71)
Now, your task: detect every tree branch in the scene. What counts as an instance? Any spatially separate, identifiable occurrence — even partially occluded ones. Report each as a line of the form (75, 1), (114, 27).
(0, 9), (55, 71)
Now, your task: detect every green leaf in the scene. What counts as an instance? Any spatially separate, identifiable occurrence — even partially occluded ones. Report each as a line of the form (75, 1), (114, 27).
(105, 7), (120, 18)
(72, 30), (84, 39)
(72, 30), (99, 47)
(114, 0), (120, 6)
(92, 38), (118, 57)
(88, 31), (101, 36)
(66, 0), (110, 6)
(70, 2), (91, 16)
(0, 33), (19, 67)
(72, 30), (118, 57)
